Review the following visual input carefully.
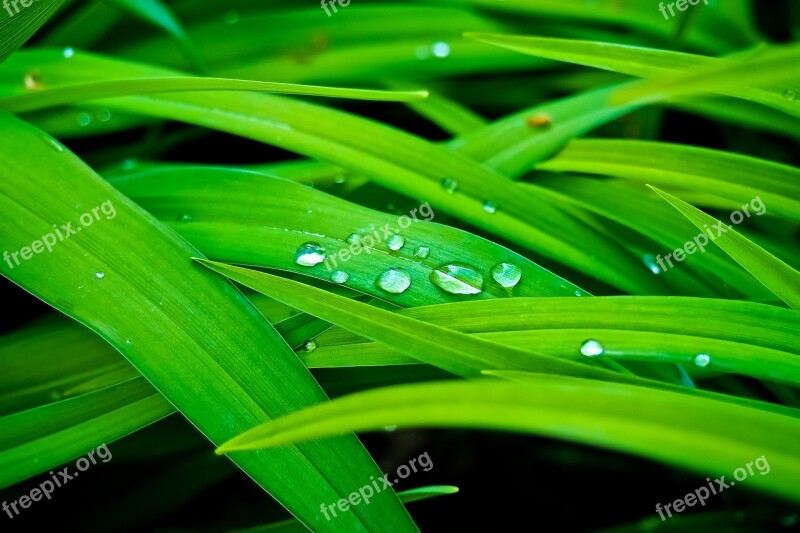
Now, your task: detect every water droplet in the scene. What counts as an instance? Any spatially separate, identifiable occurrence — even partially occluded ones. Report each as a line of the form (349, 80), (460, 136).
(429, 263), (483, 295)
(441, 177), (458, 193)
(124, 339), (132, 347)
(331, 270), (349, 284)
(694, 353), (711, 368)
(375, 268), (411, 294)
(63, 47), (75, 59)
(526, 114), (552, 127)
(295, 242), (326, 267)
(346, 233), (360, 244)
(491, 262), (522, 288)
(76, 113), (92, 127)
(95, 272), (105, 279)
(121, 159), (138, 170)
(96, 109), (112, 122)
(432, 41), (451, 58)
(224, 10), (240, 24)
(643, 254), (662, 275)
(414, 246), (430, 259)
(334, 175), (346, 184)
(178, 214), (193, 222)
(482, 199), (497, 213)
(782, 89), (797, 101)
(580, 340), (604, 357)
(24, 71), (43, 90)
(387, 234), (405, 251)
(574, 290), (583, 297)
(303, 340), (317, 352)
(384, 425), (398, 432)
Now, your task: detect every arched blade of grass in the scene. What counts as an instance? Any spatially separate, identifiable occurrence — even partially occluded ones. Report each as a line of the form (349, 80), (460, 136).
(650, 186), (800, 309)
(193, 259), (635, 383)
(0, 114), (416, 532)
(110, 166), (587, 306)
(537, 139), (800, 223)
(213, 378), (800, 503)
(0, 77), (428, 114)
(464, 33), (800, 118)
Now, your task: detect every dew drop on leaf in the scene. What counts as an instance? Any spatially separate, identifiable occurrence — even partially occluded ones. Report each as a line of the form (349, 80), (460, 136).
(375, 268), (411, 294)
(441, 178), (458, 193)
(491, 262), (522, 288)
(580, 339), (604, 357)
(295, 242), (326, 267)
(694, 353), (711, 367)
(482, 199), (497, 213)
(429, 263), (483, 295)
(303, 340), (317, 352)
(414, 246), (430, 259)
(331, 270), (349, 284)
(387, 234), (405, 251)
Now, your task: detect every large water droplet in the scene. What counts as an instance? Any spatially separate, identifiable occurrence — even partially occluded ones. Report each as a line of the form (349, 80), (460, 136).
(414, 246), (430, 259)
(432, 41), (451, 58)
(303, 340), (317, 352)
(331, 270), (349, 284)
(375, 268), (411, 294)
(346, 233), (360, 244)
(580, 339), (604, 357)
(295, 242), (326, 266)
(429, 263), (483, 295)
(95, 272), (105, 279)
(441, 178), (458, 193)
(491, 262), (522, 288)
(482, 199), (497, 214)
(694, 353), (711, 368)
(643, 254), (662, 275)
(63, 47), (75, 59)
(387, 234), (405, 251)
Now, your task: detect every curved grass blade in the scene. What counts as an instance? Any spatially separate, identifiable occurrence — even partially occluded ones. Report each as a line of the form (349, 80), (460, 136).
(213, 378), (800, 503)
(649, 186), (800, 309)
(0, 0), (67, 64)
(0, 77), (428, 113)
(0, 113), (416, 531)
(193, 259), (633, 383)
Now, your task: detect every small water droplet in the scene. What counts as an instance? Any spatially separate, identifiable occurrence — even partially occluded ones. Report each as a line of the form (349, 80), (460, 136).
(441, 177), (458, 193)
(387, 234), (405, 251)
(95, 272), (105, 279)
(574, 290), (583, 297)
(295, 242), (326, 267)
(24, 71), (43, 90)
(63, 47), (75, 59)
(331, 270), (349, 284)
(526, 114), (552, 127)
(303, 340), (317, 352)
(414, 246), (430, 259)
(693, 353), (711, 368)
(482, 199), (497, 213)
(375, 268), (411, 294)
(178, 214), (193, 222)
(334, 175), (346, 184)
(346, 233), (360, 244)
(580, 339), (604, 357)
(96, 109), (112, 122)
(121, 159), (138, 170)
(50, 389), (63, 401)
(384, 425), (398, 432)
(491, 262), (522, 288)
(124, 339), (132, 347)
(432, 41), (451, 58)
(76, 113), (92, 127)
(430, 263), (483, 295)
(643, 254), (662, 275)
(782, 89), (797, 101)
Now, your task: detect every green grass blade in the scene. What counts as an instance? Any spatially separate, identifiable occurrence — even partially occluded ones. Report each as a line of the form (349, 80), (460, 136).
(649, 186), (800, 309)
